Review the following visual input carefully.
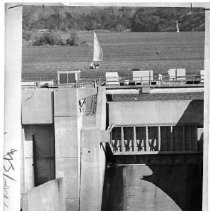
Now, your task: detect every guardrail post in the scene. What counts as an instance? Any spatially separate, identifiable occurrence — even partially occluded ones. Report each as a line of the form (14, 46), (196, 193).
(158, 126), (161, 151)
(170, 126), (173, 151)
(121, 127), (125, 153)
(133, 127), (137, 152)
(146, 126), (149, 151)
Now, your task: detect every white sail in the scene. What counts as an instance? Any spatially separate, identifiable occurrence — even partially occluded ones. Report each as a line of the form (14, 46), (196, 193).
(93, 31), (103, 62)
(176, 20), (180, 33)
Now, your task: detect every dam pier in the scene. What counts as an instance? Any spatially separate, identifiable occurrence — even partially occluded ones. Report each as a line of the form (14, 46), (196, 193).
(21, 71), (204, 211)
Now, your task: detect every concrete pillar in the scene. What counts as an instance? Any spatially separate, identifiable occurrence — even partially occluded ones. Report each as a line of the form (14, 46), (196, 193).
(21, 127), (25, 195)
(21, 126), (35, 194)
(96, 86), (106, 130)
(54, 86), (103, 210)
(54, 87), (95, 210)
(54, 88), (81, 211)
(4, 4), (22, 210)
(80, 130), (109, 211)
(203, 6), (210, 211)
(24, 140), (34, 192)
(79, 85), (109, 210)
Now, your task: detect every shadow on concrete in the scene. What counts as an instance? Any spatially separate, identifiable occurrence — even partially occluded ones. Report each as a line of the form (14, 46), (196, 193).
(102, 158), (203, 211)
(142, 163), (203, 211)
(197, 133), (203, 152)
(102, 161), (203, 211)
(101, 165), (125, 211)
(176, 100), (203, 126)
(144, 98), (203, 210)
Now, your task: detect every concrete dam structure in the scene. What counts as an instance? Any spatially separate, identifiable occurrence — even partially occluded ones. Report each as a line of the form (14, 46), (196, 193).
(21, 72), (204, 211)
(4, 4), (210, 211)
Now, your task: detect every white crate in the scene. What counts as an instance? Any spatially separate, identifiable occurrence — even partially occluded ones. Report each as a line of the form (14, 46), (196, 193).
(106, 72), (120, 85)
(133, 70), (153, 84)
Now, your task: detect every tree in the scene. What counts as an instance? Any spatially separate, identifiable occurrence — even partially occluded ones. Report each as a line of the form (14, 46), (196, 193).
(22, 6), (205, 32)
(66, 31), (80, 46)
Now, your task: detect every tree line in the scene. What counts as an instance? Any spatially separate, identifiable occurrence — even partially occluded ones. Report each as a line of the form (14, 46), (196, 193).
(23, 6), (205, 32)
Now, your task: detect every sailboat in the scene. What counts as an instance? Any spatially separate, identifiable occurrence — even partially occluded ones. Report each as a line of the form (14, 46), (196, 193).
(90, 31), (103, 70)
(176, 20), (180, 33)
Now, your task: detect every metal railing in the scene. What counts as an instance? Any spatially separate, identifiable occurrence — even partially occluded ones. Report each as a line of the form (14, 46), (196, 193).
(109, 125), (203, 155)
(110, 138), (202, 155)
(22, 76), (57, 88)
(80, 94), (97, 116)
(21, 73), (204, 89)
(104, 73), (203, 87)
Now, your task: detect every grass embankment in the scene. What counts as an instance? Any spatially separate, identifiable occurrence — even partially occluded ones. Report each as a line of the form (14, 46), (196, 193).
(22, 31), (204, 81)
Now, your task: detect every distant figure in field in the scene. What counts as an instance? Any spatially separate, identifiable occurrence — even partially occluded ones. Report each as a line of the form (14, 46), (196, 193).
(156, 50), (160, 55)
(90, 62), (95, 69)
(90, 62), (100, 70)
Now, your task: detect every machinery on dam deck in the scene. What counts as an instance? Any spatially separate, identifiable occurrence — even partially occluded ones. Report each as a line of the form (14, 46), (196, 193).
(22, 68), (204, 89)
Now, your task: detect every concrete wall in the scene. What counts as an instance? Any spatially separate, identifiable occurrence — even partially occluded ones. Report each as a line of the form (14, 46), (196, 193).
(109, 100), (203, 126)
(80, 130), (109, 211)
(22, 89), (54, 124)
(23, 125), (55, 187)
(22, 178), (65, 211)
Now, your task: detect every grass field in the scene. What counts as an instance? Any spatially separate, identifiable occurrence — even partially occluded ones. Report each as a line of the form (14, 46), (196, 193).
(22, 31), (204, 80)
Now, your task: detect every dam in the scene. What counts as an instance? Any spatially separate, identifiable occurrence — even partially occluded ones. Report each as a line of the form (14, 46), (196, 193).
(20, 71), (204, 211)
(4, 4), (210, 211)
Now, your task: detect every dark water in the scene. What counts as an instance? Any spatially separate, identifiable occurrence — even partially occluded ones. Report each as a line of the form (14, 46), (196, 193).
(102, 163), (202, 211)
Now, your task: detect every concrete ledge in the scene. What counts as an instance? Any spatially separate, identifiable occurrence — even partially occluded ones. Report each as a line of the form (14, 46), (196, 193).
(108, 92), (203, 101)
(150, 87), (204, 93)
(106, 87), (204, 95)
(54, 89), (77, 117)
(22, 89), (54, 124)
